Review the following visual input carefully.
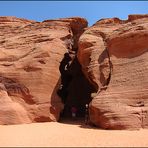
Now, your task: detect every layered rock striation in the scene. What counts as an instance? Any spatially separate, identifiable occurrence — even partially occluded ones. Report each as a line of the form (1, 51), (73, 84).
(0, 16), (87, 124)
(78, 14), (148, 129)
(0, 15), (148, 130)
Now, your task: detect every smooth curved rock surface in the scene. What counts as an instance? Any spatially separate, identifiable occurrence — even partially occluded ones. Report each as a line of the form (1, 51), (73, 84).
(0, 16), (87, 124)
(1, 15), (148, 130)
(78, 15), (148, 129)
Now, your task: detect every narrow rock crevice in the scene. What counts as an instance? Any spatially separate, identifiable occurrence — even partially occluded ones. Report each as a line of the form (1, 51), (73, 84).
(101, 34), (113, 91)
(97, 34), (113, 93)
(58, 51), (95, 118)
(105, 48), (113, 86)
(56, 19), (96, 119)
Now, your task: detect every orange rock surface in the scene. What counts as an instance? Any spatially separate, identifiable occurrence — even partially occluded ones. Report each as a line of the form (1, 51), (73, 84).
(0, 16), (87, 124)
(0, 15), (148, 130)
(78, 14), (148, 129)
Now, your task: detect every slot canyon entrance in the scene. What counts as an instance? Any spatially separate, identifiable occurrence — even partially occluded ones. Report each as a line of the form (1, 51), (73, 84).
(57, 51), (94, 120)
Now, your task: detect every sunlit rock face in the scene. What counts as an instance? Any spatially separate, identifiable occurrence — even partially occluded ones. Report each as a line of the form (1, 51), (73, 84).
(0, 14), (148, 130)
(0, 16), (87, 124)
(78, 14), (148, 129)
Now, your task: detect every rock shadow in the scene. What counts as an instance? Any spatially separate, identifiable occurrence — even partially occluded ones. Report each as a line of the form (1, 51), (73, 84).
(57, 51), (95, 120)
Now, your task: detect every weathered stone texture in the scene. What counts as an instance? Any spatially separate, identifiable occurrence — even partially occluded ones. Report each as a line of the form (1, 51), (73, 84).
(0, 15), (148, 130)
(78, 15), (148, 129)
(0, 16), (87, 124)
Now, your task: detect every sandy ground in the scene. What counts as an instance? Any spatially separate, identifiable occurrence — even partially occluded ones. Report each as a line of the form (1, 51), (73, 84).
(0, 118), (148, 147)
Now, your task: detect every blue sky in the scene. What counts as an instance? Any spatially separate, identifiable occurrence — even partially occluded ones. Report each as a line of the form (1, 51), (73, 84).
(0, 1), (148, 26)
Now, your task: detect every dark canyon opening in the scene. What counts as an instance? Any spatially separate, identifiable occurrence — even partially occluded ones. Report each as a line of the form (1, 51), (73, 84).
(57, 51), (94, 119)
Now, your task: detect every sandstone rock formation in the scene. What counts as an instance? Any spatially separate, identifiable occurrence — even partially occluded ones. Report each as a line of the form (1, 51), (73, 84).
(0, 15), (148, 130)
(78, 14), (148, 129)
(0, 16), (87, 124)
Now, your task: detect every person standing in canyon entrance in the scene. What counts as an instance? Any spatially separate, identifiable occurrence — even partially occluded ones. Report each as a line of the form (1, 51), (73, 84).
(71, 106), (77, 119)
(85, 104), (89, 125)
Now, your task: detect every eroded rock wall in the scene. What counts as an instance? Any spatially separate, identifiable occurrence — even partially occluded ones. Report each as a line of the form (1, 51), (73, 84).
(0, 16), (87, 124)
(0, 15), (148, 130)
(78, 15), (148, 129)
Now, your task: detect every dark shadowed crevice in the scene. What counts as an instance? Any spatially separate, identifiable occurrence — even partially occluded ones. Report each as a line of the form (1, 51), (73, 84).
(57, 51), (95, 119)
(58, 52), (73, 104)
(56, 18), (94, 121)
(105, 48), (113, 86)
(96, 48), (113, 94)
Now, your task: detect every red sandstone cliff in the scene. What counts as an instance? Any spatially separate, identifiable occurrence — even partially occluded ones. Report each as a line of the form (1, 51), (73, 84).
(0, 16), (87, 124)
(0, 15), (148, 130)
(78, 14), (148, 129)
